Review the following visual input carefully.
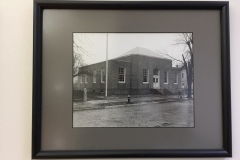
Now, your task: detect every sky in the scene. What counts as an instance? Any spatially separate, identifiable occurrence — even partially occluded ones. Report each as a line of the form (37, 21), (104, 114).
(73, 33), (191, 67)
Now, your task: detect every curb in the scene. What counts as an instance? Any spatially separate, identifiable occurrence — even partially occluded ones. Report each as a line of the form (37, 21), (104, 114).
(74, 99), (191, 111)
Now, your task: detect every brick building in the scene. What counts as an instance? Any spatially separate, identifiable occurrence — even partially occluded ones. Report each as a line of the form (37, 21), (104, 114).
(73, 47), (184, 95)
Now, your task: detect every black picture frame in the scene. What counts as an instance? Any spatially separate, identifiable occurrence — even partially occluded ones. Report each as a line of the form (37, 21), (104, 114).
(32, 0), (231, 158)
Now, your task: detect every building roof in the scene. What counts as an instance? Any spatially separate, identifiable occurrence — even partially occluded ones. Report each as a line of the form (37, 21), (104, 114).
(116, 47), (169, 60)
(75, 47), (172, 76)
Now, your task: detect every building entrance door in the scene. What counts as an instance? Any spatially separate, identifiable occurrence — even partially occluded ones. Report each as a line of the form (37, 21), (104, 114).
(153, 69), (160, 89)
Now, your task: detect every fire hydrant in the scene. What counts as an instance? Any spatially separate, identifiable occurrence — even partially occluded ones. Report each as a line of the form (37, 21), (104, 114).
(128, 95), (131, 103)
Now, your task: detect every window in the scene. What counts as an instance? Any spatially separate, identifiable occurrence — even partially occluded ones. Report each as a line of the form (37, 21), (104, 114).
(93, 70), (97, 83)
(153, 78), (158, 83)
(118, 68), (125, 83)
(182, 72), (184, 78)
(101, 68), (105, 83)
(143, 69), (149, 83)
(80, 75), (83, 83)
(174, 73), (178, 84)
(74, 76), (78, 84)
(74, 79), (77, 84)
(164, 71), (168, 84)
(182, 81), (185, 88)
(85, 75), (88, 83)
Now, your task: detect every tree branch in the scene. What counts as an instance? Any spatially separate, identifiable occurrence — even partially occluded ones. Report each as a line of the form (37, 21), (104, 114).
(155, 50), (184, 64)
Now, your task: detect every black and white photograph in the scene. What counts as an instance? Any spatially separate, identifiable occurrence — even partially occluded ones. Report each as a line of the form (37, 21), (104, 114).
(73, 33), (194, 127)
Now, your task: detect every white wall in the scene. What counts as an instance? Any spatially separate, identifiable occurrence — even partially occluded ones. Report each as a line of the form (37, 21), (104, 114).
(0, 0), (239, 160)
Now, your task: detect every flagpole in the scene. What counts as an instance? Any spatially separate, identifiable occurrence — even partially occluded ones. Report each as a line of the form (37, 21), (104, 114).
(105, 33), (108, 97)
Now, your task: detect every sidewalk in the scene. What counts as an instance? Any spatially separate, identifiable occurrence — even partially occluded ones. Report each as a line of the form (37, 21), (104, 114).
(73, 95), (192, 111)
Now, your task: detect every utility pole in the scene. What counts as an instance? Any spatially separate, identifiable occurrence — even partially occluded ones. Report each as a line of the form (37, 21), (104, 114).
(105, 33), (108, 97)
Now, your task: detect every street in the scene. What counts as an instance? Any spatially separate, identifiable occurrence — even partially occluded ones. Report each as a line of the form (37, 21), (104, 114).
(73, 100), (194, 127)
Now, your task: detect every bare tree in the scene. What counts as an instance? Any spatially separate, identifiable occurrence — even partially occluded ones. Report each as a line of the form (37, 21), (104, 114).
(73, 34), (92, 75)
(156, 33), (193, 98)
(73, 50), (85, 75)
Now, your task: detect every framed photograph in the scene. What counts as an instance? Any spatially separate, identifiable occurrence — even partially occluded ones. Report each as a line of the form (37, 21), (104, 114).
(73, 32), (195, 128)
(32, 0), (231, 158)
